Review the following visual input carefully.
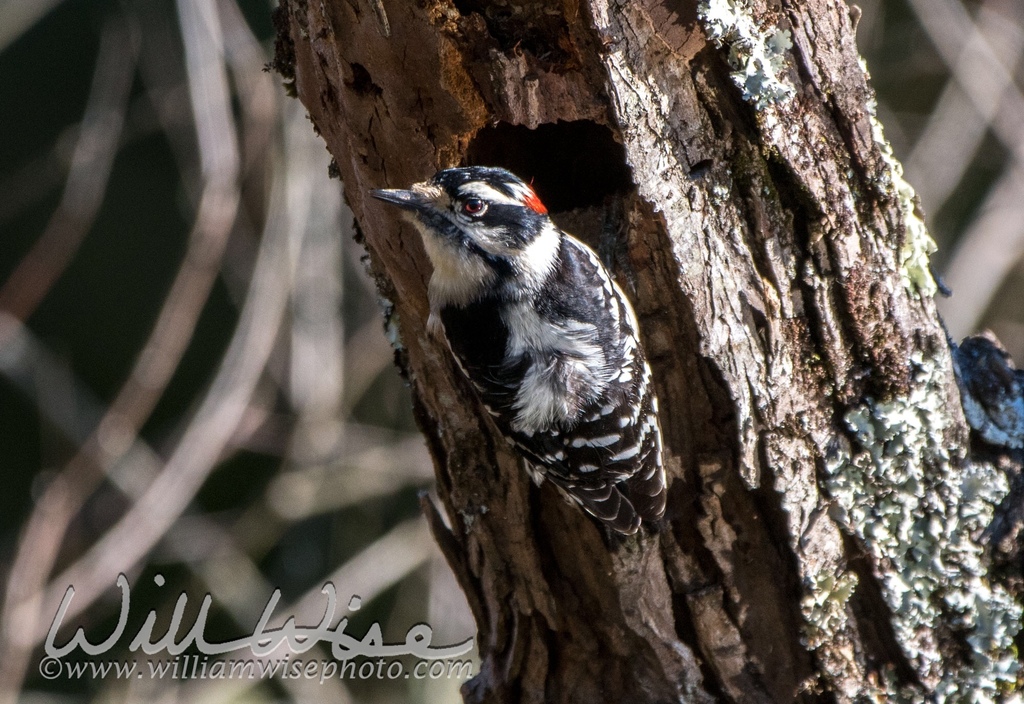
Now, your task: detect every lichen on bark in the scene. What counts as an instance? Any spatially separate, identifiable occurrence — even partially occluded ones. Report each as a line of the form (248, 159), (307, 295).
(825, 349), (1020, 701)
(698, 0), (796, 108)
(275, 0), (1023, 700)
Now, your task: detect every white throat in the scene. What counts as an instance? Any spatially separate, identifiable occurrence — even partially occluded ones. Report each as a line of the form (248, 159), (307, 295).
(413, 215), (561, 310)
(412, 219), (495, 309)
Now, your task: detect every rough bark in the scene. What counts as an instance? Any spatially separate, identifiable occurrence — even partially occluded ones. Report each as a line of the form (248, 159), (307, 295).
(273, 0), (1022, 701)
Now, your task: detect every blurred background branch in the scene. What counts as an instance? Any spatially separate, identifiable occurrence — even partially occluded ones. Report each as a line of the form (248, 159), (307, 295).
(0, 1), (467, 703)
(0, 0), (1021, 702)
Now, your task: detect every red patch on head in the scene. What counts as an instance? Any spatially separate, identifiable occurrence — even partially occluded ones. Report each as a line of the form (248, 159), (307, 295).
(521, 186), (548, 214)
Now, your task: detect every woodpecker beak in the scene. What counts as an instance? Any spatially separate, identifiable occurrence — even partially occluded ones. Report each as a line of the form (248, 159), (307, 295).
(370, 188), (431, 212)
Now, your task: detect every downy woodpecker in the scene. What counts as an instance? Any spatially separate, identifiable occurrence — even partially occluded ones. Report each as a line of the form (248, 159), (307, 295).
(371, 167), (665, 534)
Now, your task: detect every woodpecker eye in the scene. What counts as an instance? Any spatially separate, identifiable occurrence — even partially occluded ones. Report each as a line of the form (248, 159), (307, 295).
(461, 198), (487, 216)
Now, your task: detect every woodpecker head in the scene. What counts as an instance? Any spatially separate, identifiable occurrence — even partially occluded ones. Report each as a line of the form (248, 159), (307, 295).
(371, 167), (560, 306)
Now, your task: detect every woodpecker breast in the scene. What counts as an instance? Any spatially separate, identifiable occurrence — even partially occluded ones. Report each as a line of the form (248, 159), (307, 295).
(371, 166), (666, 534)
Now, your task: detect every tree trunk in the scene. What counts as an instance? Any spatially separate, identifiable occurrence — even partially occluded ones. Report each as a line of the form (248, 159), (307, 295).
(273, 0), (1022, 701)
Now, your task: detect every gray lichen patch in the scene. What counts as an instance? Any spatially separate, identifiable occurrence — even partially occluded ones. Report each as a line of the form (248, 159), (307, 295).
(376, 293), (405, 352)
(801, 568), (858, 651)
(824, 350), (1021, 701)
(859, 63), (938, 298)
(698, 0), (795, 109)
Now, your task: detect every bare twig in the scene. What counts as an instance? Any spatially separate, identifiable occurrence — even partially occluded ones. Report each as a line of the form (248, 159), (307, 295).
(0, 0), (66, 54)
(0, 1), (244, 697)
(217, 0), (277, 179)
(18, 79), (332, 645)
(1, 2), (443, 703)
(0, 19), (140, 702)
(342, 317), (399, 412)
(904, 2), (1024, 211)
(904, 0), (1024, 336)
(0, 312), (275, 614)
(905, 0), (1024, 158)
(938, 166), (1024, 336)
(287, 126), (346, 462)
(0, 18), (137, 323)
(30, 128), (283, 632)
(267, 427), (433, 520)
(177, 517), (436, 704)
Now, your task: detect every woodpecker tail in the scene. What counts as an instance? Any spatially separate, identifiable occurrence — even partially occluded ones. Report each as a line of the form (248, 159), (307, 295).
(546, 455), (667, 534)
(551, 479), (642, 535)
(619, 462), (667, 527)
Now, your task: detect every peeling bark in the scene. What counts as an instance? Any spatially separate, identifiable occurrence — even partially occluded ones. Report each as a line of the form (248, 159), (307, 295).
(274, 0), (1022, 700)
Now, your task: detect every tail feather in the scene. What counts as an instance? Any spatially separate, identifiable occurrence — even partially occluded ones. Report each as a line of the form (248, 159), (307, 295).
(549, 478), (642, 535)
(620, 462), (667, 525)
